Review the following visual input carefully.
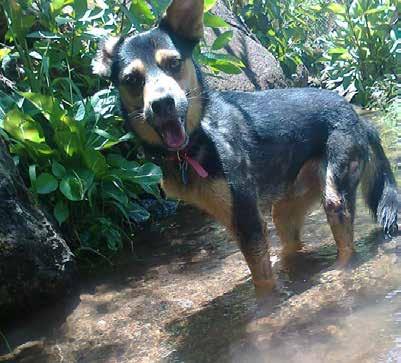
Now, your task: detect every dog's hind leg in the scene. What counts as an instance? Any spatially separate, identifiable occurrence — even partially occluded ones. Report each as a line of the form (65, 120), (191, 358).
(233, 191), (275, 298)
(323, 133), (365, 267)
(272, 159), (322, 256)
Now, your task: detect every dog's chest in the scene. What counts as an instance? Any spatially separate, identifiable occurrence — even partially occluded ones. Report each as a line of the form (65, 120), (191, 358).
(161, 163), (233, 228)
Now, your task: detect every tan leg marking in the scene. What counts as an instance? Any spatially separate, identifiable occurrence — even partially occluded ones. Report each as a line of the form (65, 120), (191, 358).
(272, 159), (322, 255)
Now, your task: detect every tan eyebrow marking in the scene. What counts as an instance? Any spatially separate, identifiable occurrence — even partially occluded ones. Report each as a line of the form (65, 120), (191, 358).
(122, 59), (145, 78)
(155, 49), (180, 64)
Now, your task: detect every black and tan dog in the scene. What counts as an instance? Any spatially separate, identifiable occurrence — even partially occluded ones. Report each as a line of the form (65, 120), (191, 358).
(93, 0), (398, 297)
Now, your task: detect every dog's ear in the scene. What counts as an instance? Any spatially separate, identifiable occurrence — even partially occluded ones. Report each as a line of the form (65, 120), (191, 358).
(163, 0), (204, 41)
(92, 37), (121, 78)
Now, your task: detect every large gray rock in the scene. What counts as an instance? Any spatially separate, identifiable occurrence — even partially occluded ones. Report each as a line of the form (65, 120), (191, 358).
(204, 0), (287, 91)
(0, 137), (75, 320)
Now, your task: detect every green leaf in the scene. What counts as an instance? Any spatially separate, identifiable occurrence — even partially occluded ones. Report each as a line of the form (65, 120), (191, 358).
(4, 109), (45, 143)
(365, 6), (388, 15)
(103, 181), (129, 206)
(26, 31), (61, 39)
(29, 164), (37, 188)
(328, 3), (346, 14)
(74, 0), (87, 19)
(52, 160), (66, 179)
(54, 200), (69, 225)
(0, 48), (11, 61)
(83, 149), (108, 175)
(211, 61), (243, 74)
(107, 154), (139, 170)
(130, 0), (155, 26)
(204, 0), (218, 12)
(128, 202), (150, 223)
(36, 173), (58, 194)
(60, 173), (86, 201)
(328, 47), (348, 54)
(132, 163), (162, 184)
(211, 31), (233, 50)
(21, 92), (65, 122)
(203, 13), (229, 28)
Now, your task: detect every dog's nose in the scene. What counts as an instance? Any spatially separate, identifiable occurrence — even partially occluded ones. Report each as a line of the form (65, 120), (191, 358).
(151, 96), (175, 115)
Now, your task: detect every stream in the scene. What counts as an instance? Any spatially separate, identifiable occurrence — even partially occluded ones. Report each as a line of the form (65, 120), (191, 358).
(0, 148), (400, 363)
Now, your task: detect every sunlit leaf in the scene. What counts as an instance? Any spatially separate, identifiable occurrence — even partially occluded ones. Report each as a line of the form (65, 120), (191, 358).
(204, 0), (218, 12)
(212, 31), (233, 50)
(328, 3), (346, 14)
(204, 13), (229, 28)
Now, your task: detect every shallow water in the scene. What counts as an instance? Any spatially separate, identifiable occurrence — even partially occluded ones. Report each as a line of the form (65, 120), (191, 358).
(0, 157), (400, 363)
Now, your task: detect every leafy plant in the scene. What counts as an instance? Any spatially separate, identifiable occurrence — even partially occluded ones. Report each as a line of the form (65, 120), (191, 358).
(322, 0), (400, 106)
(239, 0), (329, 78)
(0, 0), (239, 256)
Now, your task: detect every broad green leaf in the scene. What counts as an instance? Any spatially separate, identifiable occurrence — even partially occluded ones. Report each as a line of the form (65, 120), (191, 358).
(83, 149), (108, 175)
(0, 49), (11, 61)
(103, 181), (129, 206)
(36, 173), (58, 194)
(204, 0), (218, 12)
(328, 47), (348, 54)
(52, 160), (66, 179)
(130, 0), (155, 25)
(212, 31), (233, 50)
(203, 13), (229, 28)
(54, 200), (69, 225)
(60, 174), (84, 201)
(132, 163), (162, 184)
(4, 109), (45, 143)
(55, 130), (81, 157)
(128, 202), (150, 223)
(50, 0), (74, 14)
(21, 92), (65, 122)
(107, 154), (139, 170)
(328, 3), (346, 14)
(74, 0), (87, 19)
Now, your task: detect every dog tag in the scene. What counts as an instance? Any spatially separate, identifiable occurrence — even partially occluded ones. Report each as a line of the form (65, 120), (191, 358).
(180, 159), (189, 185)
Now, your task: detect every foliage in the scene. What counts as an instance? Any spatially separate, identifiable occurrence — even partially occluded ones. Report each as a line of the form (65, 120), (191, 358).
(0, 0), (237, 255)
(322, 0), (400, 106)
(239, 0), (400, 106)
(372, 96), (401, 152)
(238, 0), (329, 78)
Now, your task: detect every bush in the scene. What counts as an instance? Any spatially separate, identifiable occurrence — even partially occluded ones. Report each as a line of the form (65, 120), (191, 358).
(238, 0), (329, 79)
(0, 0), (239, 256)
(322, 0), (400, 107)
(239, 0), (400, 106)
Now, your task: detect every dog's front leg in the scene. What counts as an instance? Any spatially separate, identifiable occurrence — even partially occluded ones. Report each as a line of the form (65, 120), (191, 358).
(233, 190), (275, 298)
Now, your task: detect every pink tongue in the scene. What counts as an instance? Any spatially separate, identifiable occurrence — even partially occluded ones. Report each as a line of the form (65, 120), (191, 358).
(162, 122), (186, 149)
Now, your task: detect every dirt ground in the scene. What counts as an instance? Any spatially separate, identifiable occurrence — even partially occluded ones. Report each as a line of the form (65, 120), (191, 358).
(1, 198), (401, 363)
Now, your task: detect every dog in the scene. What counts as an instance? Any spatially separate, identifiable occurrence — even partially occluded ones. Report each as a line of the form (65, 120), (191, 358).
(93, 0), (398, 298)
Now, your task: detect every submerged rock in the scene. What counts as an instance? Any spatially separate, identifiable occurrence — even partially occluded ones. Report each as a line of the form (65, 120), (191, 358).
(0, 137), (75, 320)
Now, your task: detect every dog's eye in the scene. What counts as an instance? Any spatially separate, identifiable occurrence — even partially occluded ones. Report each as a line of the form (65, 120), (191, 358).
(166, 58), (183, 74)
(123, 73), (145, 89)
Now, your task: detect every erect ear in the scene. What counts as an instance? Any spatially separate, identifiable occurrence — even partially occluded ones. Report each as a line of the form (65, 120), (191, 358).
(92, 36), (121, 78)
(163, 0), (204, 41)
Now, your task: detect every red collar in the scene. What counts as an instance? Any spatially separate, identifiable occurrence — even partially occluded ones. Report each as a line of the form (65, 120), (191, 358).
(168, 149), (208, 180)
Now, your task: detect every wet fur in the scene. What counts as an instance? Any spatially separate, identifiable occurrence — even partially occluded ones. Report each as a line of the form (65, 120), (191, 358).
(93, 0), (399, 296)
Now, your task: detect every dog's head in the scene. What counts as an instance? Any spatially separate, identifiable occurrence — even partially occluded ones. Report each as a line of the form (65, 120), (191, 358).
(93, 0), (204, 151)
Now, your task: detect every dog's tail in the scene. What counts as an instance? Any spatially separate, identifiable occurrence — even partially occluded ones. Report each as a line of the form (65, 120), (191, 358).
(361, 119), (399, 236)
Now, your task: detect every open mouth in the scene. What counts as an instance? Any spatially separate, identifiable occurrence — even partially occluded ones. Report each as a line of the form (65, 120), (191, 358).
(160, 120), (188, 150)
